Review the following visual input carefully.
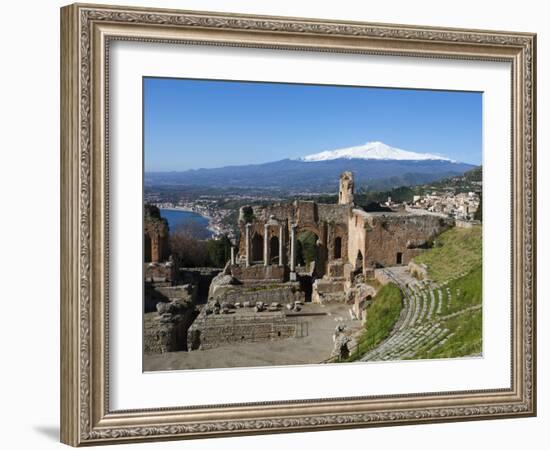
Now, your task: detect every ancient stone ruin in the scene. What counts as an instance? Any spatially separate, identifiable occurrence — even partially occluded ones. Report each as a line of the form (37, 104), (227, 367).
(144, 204), (169, 263)
(232, 172), (451, 287)
(144, 173), (455, 358)
(184, 172), (453, 351)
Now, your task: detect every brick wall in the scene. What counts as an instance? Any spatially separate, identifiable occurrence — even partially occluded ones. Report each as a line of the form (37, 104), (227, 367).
(365, 213), (451, 268)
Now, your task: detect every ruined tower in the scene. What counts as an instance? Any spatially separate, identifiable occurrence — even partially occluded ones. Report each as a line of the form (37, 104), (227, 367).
(144, 204), (170, 263)
(338, 171), (354, 205)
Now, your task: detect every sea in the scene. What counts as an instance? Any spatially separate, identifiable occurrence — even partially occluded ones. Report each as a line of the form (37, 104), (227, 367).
(159, 208), (212, 239)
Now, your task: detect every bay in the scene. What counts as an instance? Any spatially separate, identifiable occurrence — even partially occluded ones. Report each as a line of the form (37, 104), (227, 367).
(159, 208), (212, 239)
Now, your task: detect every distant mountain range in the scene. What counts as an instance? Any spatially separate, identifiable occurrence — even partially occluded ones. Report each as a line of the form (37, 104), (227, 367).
(145, 141), (477, 192)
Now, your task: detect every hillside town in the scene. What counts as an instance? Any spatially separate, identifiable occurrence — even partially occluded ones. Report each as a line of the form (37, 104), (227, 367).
(407, 191), (481, 221)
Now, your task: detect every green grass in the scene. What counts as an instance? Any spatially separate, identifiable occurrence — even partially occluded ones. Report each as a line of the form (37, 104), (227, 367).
(440, 264), (482, 315)
(346, 283), (403, 362)
(413, 308), (482, 360)
(407, 225), (483, 360)
(407, 263), (482, 360)
(341, 225), (483, 363)
(414, 225), (482, 283)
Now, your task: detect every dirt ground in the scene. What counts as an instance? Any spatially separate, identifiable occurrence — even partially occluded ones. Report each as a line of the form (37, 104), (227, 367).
(143, 303), (362, 371)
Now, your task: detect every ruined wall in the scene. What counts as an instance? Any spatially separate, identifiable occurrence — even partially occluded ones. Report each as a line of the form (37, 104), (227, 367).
(144, 281), (196, 312)
(408, 261), (429, 280)
(350, 283), (377, 323)
(237, 203), (293, 264)
(312, 279), (346, 303)
(143, 304), (197, 354)
(318, 204), (349, 223)
(338, 171), (354, 205)
(144, 261), (177, 284)
(347, 209), (368, 274)
(236, 201), (349, 272)
(144, 205), (169, 263)
(235, 196), (450, 279)
(326, 222), (349, 263)
(231, 265), (287, 282)
(214, 283), (304, 305)
(326, 260), (346, 279)
(187, 310), (300, 350)
(365, 213), (452, 268)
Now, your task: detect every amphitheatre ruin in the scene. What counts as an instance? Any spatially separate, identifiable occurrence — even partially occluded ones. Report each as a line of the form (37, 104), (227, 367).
(143, 172), (469, 370)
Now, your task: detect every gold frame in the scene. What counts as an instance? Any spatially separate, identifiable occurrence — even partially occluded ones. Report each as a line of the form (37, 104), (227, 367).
(60, 3), (537, 446)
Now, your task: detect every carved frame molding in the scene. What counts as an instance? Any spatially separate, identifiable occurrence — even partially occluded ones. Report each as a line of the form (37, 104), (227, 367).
(60, 3), (536, 446)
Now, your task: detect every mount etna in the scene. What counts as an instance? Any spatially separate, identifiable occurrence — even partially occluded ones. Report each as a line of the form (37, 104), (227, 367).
(145, 141), (477, 192)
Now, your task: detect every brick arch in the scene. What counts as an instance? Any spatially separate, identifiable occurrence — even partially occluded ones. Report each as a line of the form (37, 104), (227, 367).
(269, 235), (279, 264)
(296, 226), (326, 277)
(334, 236), (342, 259)
(328, 223), (347, 262)
(295, 224), (321, 240)
(251, 233), (263, 262)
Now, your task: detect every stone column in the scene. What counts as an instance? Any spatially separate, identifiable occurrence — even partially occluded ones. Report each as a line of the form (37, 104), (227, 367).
(230, 246), (236, 265)
(263, 224), (269, 266)
(290, 223), (297, 273)
(245, 223), (251, 267)
(278, 224), (284, 266)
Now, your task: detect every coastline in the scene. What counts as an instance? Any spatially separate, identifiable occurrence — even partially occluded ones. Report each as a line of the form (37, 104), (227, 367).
(157, 205), (217, 236)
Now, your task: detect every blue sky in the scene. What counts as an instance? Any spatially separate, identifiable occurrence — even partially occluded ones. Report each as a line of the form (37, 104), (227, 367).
(144, 77), (482, 171)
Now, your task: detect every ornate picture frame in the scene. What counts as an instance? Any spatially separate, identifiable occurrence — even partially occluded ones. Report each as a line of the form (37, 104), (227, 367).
(60, 3), (536, 446)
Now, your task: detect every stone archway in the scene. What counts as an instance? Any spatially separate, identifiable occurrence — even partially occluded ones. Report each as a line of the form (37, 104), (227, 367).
(297, 230), (323, 276)
(270, 236), (279, 264)
(251, 234), (263, 262)
(355, 250), (364, 273)
(334, 236), (342, 259)
(396, 252), (403, 265)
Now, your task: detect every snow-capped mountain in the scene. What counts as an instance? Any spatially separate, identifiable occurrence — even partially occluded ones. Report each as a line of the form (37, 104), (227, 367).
(300, 141), (454, 162)
(146, 141), (475, 192)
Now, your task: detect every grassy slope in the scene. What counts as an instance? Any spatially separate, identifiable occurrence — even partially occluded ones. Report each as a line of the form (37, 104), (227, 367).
(347, 283), (403, 362)
(410, 226), (483, 359)
(414, 225), (482, 283)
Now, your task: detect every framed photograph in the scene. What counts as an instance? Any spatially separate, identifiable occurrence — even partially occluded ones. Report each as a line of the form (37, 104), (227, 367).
(60, 3), (536, 446)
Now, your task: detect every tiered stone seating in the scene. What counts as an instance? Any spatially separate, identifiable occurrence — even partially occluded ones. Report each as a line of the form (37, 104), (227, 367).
(359, 268), (457, 362)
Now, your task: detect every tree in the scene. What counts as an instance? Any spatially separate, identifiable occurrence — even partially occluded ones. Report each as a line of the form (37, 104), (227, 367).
(474, 194), (482, 221)
(297, 231), (318, 266)
(174, 220), (211, 240)
(207, 235), (232, 267)
(169, 230), (209, 267)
